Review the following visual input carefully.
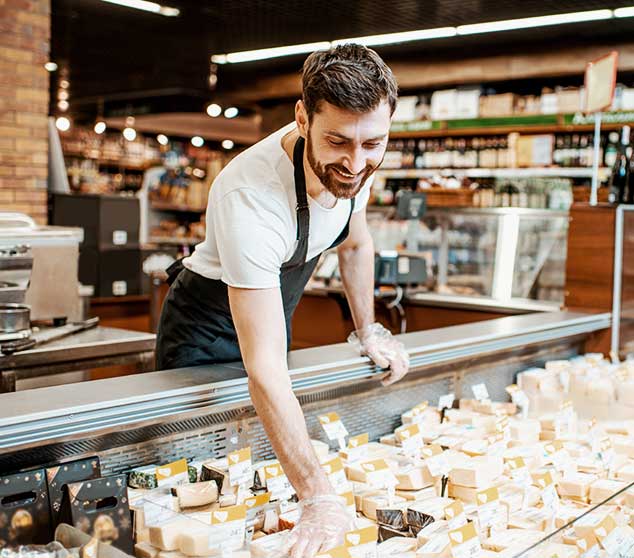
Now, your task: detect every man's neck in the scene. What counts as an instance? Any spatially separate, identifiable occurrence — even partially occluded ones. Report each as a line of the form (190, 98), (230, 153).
(281, 128), (337, 209)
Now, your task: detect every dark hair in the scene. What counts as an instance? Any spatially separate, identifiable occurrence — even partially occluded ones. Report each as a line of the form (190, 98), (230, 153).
(302, 44), (398, 120)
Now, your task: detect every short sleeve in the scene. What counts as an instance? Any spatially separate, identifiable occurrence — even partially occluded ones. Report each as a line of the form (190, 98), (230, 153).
(213, 187), (293, 289)
(353, 173), (374, 213)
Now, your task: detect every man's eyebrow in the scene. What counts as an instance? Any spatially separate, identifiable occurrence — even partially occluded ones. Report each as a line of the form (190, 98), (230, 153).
(324, 131), (388, 142)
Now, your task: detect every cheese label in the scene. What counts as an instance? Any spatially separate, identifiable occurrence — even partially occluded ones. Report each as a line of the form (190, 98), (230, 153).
(322, 457), (351, 495)
(597, 437), (616, 469)
(420, 534), (450, 555)
(344, 525), (378, 558)
(395, 423), (422, 455)
(532, 470), (555, 489)
(422, 444), (450, 477)
(228, 447), (253, 487)
(507, 457), (531, 488)
(506, 384), (529, 416)
(244, 492), (270, 514)
(263, 462), (294, 500)
(438, 393), (455, 411)
(544, 441), (574, 475)
(208, 504), (247, 552)
(346, 433), (369, 462)
(476, 487), (502, 528)
(448, 522), (481, 558)
(495, 412), (510, 440)
(411, 401), (429, 416)
(319, 412), (349, 441)
(554, 401), (575, 438)
(360, 459), (397, 489)
(575, 533), (601, 558)
(142, 492), (176, 526)
(532, 471), (558, 513)
(471, 383), (490, 402)
(155, 458), (188, 488)
(445, 501), (467, 530)
(593, 515), (634, 555)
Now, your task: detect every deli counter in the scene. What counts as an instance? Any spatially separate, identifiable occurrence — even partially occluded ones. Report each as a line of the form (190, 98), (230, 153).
(4, 310), (634, 557)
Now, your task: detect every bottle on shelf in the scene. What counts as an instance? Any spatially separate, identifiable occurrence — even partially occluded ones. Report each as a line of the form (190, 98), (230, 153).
(608, 125), (631, 204)
(604, 131), (620, 168)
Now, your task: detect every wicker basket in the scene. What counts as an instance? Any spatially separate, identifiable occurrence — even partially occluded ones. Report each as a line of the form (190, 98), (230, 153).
(422, 188), (475, 208)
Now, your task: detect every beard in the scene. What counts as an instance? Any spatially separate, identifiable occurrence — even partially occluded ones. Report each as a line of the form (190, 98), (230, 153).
(306, 132), (381, 200)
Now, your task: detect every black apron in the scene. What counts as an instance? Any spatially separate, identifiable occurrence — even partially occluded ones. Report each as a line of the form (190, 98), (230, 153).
(156, 136), (355, 370)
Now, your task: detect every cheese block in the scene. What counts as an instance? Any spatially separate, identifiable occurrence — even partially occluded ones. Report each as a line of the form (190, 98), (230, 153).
(611, 435), (634, 457)
(396, 486), (437, 501)
(149, 518), (195, 551)
(376, 503), (409, 530)
(448, 456), (503, 488)
(573, 509), (613, 538)
(482, 529), (544, 552)
(396, 464), (435, 490)
(219, 493), (238, 507)
(509, 419), (541, 442)
(378, 536), (417, 556)
(589, 478), (627, 504)
(557, 473), (597, 501)
(615, 462), (634, 482)
(536, 543), (579, 558)
(134, 542), (159, 558)
(508, 507), (550, 531)
(555, 504), (588, 529)
(497, 484), (525, 514)
(354, 488), (382, 512)
(201, 459), (234, 494)
(249, 531), (287, 557)
(179, 525), (218, 556)
(414, 533), (450, 558)
(362, 494), (405, 521)
(415, 520), (448, 546)
(311, 439), (331, 460)
(157, 552), (187, 558)
(136, 529), (150, 544)
(171, 480), (219, 508)
(129, 464), (160, 489)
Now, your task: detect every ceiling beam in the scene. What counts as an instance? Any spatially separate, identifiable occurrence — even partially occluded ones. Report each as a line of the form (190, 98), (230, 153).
(228, 41), (634, 103)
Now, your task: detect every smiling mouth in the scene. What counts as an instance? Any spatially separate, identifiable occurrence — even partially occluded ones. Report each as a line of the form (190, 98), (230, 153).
(332, 167), (357, 179)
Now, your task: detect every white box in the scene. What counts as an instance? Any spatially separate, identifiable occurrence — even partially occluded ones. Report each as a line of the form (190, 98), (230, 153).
(393, 96), (419, 122)
(431, 89), (457, 120)
(456, 89), (480, 118)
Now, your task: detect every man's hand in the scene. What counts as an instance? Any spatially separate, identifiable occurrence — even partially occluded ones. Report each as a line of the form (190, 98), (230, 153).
(284, 495), (353, 558)
(348, 322), (410, 386)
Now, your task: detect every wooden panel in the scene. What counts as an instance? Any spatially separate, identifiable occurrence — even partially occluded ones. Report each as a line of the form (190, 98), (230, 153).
(404, 305), (508, 331)
(90, 296), (152, 333)
(564, 203), (616, 313)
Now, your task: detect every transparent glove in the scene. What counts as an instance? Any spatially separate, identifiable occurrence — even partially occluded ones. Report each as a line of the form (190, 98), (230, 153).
(348, 323), (410, 386)
(283, 494), (352, 558)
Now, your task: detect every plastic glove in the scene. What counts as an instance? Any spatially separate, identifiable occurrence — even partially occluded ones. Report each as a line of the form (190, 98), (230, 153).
(283, 494), (352, 558)
(348, 323), (410, 386)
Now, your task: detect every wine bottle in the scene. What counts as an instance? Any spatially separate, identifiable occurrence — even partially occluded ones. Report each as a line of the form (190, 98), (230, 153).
(609, 126), (630, 204)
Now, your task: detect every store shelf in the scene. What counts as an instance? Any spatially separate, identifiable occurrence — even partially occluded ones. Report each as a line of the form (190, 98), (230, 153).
(389, 111), (634, 138)
(376, 167), (610, 179)
(150, 200), (206, 213)
(148, 236), (203, 245)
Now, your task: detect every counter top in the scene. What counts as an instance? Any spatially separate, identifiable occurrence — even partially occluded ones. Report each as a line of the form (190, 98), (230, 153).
(0, 311), (610, 452)
(0, 326), (156, 370)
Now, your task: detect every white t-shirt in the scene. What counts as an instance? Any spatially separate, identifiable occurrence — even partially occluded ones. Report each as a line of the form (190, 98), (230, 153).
(183, 122), (371, 289)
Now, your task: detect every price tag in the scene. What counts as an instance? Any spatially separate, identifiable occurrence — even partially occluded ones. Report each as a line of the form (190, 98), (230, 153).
(560, 369), (571, 393)
(532, 471), (559, 514)
(228, 447), (253, 487)
(411, 401), (429, 417)
(420, 534), (450, 557)
(495, 412), (510, 441)
(597, 437), (616, 470)
(505, 384), (529, 418)
(208, 505), (247, 552)
(319, 412), (349, 448)
(448, 522), (482, 558)
(143, 492), (176, 526)
(472, 383), (490, 402)
(395, 423), (422, 457)
(445, 501), (467, 530)
(555, 401), (575, 438)
(594, 515), (634, 556)
(544, 441), (575, 476)
(422, 444), (450, 477)
(476, 487), (502, 529)
(576, 533), (601, 558)
(155, 458), (189, 488)
(346, 433), (369, 462)
(322, 457), (351, 495)
(243, 492), (270, 524)
(360, 459), (397, 489)
(263, 463), (295, 501)
(438, 393), (455, 411)
(507, 457), (531, 489)
(341, 491), (357, 518)
(344, 525), (378, 558)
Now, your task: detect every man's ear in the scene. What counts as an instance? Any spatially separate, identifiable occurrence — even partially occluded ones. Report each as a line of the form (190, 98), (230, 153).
(295, 100), (309, 138)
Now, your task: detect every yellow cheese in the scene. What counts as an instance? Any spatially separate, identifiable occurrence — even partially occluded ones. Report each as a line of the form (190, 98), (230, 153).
(311, 439), (331, 460)
(173, 481), (219, 509)
(615, 462), (634, 482)
(362, 494), (405, 521)
(396, 486), (437, 501)
(509, 419), (541, 442)
(536, 543), (580, 558)
(396, 464), (435, 490)
(448, 456), (503, 488)
(415, 520), (448, 546)
(149, 518), (195, 551)
(508, 507), (550, 531)
(589, 479), (627, 504)
(179, 526), (218, 556)
(414, 533), (450, 558)
(557, 473), (597, 501)
(134, 542), (159, 558)
(482, 529), (544, 552)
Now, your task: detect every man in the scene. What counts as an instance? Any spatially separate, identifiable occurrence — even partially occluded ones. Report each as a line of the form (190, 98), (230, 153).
(157, 44), (409, 557)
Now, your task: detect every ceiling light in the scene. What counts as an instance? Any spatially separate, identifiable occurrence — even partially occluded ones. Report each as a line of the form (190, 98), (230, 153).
(224, 107), (238, 119)
(332, 27), (456, 47)
(94, 121), (106, 134)
(44, 62), (57, 72)
(58, 90), (69, 101)
(222, 139), (234, 150)
(614, 7), (634, 18)
(192, 168), (205, 178)
(456, 9), (612, 35)
(206, 103), (222, 117)
(57, 100), (69, 111)
(59, 79), (69, 89)
(55, 116), (71, 132)
(100, 0), (179, 17)
(191, 136), (204, 147)
(123, 127), (137, 141)
(157, 134), (169, 145)
(212, 41), (331, 64)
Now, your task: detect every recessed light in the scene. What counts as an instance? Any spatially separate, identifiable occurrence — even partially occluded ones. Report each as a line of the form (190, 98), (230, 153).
(55, 116), (71, 132)
(206, 103), (222, 117)
(191, 136), (204, 147)
(123, 127), (137, 141)
(157, 134), (169, 145)
(222, 139), (234, 150)
(94, 121), (106, 134)
(44, 62), (58, 72)
(224, 107), (238, 119)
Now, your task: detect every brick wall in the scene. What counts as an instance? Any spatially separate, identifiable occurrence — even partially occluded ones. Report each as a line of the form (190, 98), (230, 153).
(0, 0), (51, 224)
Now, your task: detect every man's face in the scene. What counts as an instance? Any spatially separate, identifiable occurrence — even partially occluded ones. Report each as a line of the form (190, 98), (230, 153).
(304, 100), (391, 199)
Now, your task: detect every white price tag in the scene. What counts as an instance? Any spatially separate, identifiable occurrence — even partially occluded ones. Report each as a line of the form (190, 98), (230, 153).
(560, 369), (571, 393)
(155, 459), (189, 488)
(360, 460), (397, 489)
(322, 457), (351, 495)
(263, 463), (295, 501)
(476, 487), (501, 529)
(143, 493), (176, 526)
(422, 445), (450, 477)
(228, 447), (253, 487)
(438, 393), (455, 411)
(208, 506), (247, 552)
(395, 424), (422, 457)
(472, 383), (489, 402)
(542, 484), (559, 514)
(449, 522), (482, 558)
(346, 433), (369, 463)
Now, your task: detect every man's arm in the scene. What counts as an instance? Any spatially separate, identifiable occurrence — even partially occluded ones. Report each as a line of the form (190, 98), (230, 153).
(228, 285), (332, 499)
(336, 206), (375, 331)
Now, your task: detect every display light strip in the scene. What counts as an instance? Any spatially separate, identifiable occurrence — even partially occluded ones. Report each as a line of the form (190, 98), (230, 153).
(100, 0), (179, 17)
